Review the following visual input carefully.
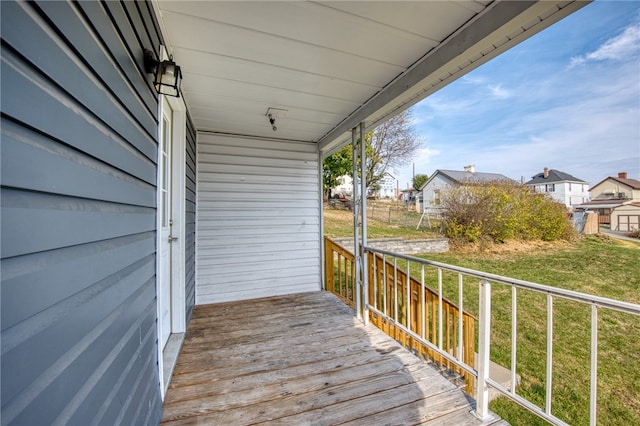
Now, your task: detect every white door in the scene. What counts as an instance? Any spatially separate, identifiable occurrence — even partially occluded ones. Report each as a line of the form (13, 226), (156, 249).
(158, 97), (173, 349)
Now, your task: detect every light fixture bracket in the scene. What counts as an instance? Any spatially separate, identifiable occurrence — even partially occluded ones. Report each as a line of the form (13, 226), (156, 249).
(265, 108), (288, 131)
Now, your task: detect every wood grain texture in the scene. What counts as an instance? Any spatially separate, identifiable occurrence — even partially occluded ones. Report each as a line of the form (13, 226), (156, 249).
(161, 292), (506, 425)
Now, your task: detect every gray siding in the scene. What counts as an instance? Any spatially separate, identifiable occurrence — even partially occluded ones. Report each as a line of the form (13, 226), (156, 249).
(1, 1), (163, 425)
(185, 116), (197, 322)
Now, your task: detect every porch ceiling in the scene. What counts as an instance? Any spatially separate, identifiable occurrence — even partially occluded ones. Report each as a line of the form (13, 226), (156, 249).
(154, 1), (588, 154)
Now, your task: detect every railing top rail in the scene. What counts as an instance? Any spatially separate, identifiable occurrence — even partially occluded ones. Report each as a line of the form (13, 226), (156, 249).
(364, 245), (640, 316)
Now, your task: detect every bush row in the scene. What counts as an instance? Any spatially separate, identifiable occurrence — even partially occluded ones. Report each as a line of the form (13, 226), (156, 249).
(440, 180), (575, 242)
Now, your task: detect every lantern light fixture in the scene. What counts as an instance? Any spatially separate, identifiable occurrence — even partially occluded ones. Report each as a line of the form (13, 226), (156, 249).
(144, 49), (182, 97)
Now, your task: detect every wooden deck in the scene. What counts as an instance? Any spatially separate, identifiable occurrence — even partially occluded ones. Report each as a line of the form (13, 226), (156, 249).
(161, 291), (507, 425)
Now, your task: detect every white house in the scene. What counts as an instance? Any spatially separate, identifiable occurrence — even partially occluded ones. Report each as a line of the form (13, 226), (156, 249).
(332, 175), (353, 198)
(418, 165), (512, 211)
(332, 173), (397, 199)
(524, 167), (589, 208)
(375, 174), (397, 199)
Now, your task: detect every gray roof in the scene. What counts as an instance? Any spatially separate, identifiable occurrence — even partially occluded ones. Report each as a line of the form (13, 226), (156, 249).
(437, 169), (513, 184)
(525, 169), (586, 185)
(418, 169), (513, 190)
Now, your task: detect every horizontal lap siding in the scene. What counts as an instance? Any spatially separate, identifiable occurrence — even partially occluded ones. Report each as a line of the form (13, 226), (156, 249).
(1, 1), (162, 425)
(196, 134), (321, 304)
(185, 116), (197, 322)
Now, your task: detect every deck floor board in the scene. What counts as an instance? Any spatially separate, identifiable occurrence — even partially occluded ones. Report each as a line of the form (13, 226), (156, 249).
(161, 291), (505, 425)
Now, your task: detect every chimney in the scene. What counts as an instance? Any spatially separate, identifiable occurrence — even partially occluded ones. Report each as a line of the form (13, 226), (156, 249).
(543, 167), (549, 178)
(618, 172), (627, 179)
(464, 165), (475, 173)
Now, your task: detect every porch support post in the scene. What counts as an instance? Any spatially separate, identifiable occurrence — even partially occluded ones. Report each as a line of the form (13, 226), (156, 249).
(351, 122), (368, 323)
(351, 127), (362, 320)
(359, 122), (369, 325)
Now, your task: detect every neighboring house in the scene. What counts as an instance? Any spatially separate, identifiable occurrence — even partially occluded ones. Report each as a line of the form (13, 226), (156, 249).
(332, 174), (397, 199)
(332, 175), (353, 198)
(575, 172), (640, 231)
(374, 174), (397, 199)
(0, 1), (591, 425)
(401, 187), (418, 206)
(418, 165), (512, 211)
(524, 167), (589, 208)
(589, 172), (640, 201)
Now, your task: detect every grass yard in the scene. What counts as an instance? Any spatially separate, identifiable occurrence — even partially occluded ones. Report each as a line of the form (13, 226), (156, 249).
(324, 207), (441, 239)
(323, 209), (640, 425)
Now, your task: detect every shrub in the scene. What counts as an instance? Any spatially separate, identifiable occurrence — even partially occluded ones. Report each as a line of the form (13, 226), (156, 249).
(440, 180), (575, 243)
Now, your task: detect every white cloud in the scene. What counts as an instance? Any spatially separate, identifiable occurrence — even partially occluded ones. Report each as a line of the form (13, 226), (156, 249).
(568, 20), (640, 68)
(568, 56), (586, 68)
(488, 83), (512, 99)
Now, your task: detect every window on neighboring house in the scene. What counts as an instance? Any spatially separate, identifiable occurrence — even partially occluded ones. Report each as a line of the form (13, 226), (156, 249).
(546, 184), (555, 192)
(434, 189), (441, 205)
(568, 183), (572, 191)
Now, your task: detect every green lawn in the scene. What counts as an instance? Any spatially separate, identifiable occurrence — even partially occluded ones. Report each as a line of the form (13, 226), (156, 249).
(422, 236), (640, 426)
(323, 209), (640, 425)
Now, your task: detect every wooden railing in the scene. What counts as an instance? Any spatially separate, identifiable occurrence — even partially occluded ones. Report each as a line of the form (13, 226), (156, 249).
(324, 237), (356, 308)
(324, 236), (475, 393)
(325, 236), (640, 424)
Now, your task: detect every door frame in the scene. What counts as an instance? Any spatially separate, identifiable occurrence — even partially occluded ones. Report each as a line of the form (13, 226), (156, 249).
(155, 88), (187, 398)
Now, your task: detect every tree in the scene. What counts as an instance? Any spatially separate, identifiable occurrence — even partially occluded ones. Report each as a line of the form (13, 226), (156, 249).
(412, 174), (429, 190)
(323, 109), (420, 196)
(322, 146), (351, 200)
(365, 109), (420, 189)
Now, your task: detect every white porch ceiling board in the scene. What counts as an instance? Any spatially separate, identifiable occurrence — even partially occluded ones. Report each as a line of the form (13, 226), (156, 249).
(187, 113), (346, 141)
(159, 1), (440, 67)
(320, 1), (483, 40)
(172, 47), (379, 101)
(189, 101), (347, 129)
(192, 112), (323, 142)
(183, 74), (362, 115)
(189, 105), (344, 135)
(451, 1), (492, 14)
(160, 10), (406, 86)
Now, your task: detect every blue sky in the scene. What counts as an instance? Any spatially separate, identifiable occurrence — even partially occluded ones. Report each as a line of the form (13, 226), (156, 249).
(396, 0), (640, 189)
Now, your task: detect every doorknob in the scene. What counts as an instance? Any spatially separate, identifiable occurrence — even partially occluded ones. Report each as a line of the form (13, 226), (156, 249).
(168, 236), (178, 243)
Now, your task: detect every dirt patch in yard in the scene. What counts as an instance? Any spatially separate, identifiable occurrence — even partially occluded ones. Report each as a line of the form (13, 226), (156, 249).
(447, 238), (573, 260)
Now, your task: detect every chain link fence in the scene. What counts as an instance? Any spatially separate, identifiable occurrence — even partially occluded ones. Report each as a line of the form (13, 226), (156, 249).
(366, 203), (443, 230)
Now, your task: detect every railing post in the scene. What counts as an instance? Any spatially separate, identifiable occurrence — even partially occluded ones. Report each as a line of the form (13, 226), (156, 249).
(475, 279), (492, 421)
(590, 304), (598, 426)
(324, 237), (334, 293)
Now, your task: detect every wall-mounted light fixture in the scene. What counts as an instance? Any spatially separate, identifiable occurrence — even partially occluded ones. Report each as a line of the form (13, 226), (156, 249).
(144, 49), (182, 97)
